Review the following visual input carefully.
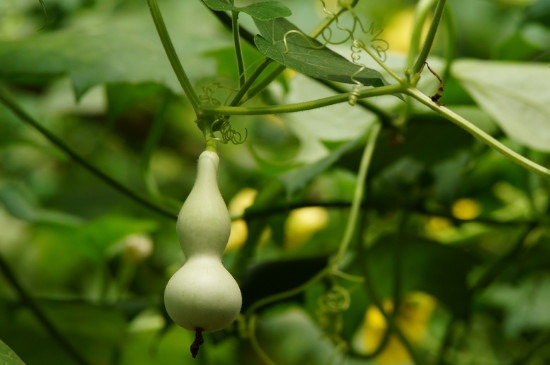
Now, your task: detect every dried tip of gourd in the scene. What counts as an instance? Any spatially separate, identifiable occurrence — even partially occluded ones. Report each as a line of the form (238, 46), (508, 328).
(190, 328), (204, 358)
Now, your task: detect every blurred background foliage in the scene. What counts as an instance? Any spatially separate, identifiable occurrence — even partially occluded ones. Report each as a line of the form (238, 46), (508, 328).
(1, 0), (550, 364)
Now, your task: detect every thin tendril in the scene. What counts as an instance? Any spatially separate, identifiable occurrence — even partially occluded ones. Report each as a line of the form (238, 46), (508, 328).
(282, 30), (326, 54)
(316, 0), (395, 105)
(348, 40), (366, 106)
(211, 118), (247, 145)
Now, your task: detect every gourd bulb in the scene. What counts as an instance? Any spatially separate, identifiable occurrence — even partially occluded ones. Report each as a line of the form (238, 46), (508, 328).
(164, 256), (241, 332)
(164, 150), (242, 356)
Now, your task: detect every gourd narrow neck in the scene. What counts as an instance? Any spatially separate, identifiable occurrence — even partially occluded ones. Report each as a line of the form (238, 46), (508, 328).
(195, 151), (220, 189)
(176, 150), (231, 259)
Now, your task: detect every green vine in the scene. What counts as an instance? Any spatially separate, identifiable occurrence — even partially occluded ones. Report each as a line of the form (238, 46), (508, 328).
(146, 0), (201, 113)
(242, 122), (382, 362)
(2, 1), (548, 362)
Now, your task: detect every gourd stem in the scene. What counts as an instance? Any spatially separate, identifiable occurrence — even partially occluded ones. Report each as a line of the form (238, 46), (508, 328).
(190, 328), (204, 358)
(201, 119), (217, 152)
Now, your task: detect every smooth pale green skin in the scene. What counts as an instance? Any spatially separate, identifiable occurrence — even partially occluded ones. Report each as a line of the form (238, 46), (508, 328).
(165, 150), (242, 332)
(164, 256), (242, 332)
(177, 151), (231, 257)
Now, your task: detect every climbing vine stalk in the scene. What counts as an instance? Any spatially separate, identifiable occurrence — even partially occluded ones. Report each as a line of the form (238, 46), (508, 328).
(406, 87), (550, 179)
(332, 122), (381, 268)
(202, 84), (404, 115)
(232, 10), (246, 88)
(146, 0), (201, 113)
(411, 0), (447, 76)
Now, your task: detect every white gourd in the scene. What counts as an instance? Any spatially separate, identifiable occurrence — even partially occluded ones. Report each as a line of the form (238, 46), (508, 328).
(164, 150), (242, 334)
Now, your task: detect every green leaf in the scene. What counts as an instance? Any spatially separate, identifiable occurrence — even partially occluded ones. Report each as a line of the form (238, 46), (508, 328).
(0, 339), (25, 365)
(240, 256), (328, 311)
(483, 275), (550, 336)
(248, 143), (301, 177)
(254, 18), (387, 86)
(0, 2), (224, 99)
(525, 0), (550, 26)
(202, 0), (291, 20)
(452, 59), (550, 152)
(279, 136), (363, 198)
(372, 114), (474, 172)
(364, 235), (475, 319)
(273, 73), (381, 163)
(0, 183), (83, 225)
(105, 82), (168, 122)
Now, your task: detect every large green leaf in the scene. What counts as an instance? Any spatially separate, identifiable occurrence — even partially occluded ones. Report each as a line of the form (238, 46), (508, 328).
(0, 1), (226, 99)
(452, 59), (550, 152)
(254, 18), (387, 86)
(0, 339), (25, 365)
(202, 0), (291, 20)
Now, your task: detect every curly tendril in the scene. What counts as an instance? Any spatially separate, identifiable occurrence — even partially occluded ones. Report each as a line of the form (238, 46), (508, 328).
(316, 284), (351, 361)
(316, 285), (350, 339)
(199, 84), (222, 107)
(348, 39), (366, 106)
(316, 0), (389, 106)
(212, 118), (248, 145)
(320, 285), (351, 312)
